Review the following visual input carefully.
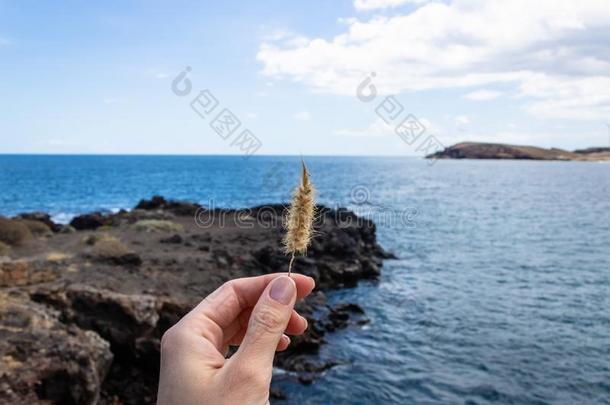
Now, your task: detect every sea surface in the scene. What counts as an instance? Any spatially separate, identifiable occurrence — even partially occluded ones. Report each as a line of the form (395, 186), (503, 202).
(1, 155), (609, 404)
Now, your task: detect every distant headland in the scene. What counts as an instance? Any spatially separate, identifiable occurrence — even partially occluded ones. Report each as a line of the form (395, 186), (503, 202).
(427, 142), (610, 161)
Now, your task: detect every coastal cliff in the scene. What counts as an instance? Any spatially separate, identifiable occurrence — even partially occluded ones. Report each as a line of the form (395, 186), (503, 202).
(0, 197), (393, 404)
(427, 142), (610, 161)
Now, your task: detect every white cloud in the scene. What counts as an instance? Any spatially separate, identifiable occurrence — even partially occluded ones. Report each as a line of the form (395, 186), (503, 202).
(257, 0), (610, 120)
(354, 0), (426, 11)
(293, 111), (311, 121)
(519, 74), (610, 120)
(464, 89), (503, 101)
(155, 73), (169, 79)
(246, 112), (258, 119)
(261, 29), (310, 47)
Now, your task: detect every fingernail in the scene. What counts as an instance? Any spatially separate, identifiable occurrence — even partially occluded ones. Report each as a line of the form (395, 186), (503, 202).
(269, 276), (296, 305)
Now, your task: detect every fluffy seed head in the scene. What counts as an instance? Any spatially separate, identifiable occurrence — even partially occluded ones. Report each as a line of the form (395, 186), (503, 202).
(283, 161), (316, 255)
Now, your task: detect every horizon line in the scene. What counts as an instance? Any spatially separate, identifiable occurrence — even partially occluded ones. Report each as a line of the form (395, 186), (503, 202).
(0, 153), (424, 158)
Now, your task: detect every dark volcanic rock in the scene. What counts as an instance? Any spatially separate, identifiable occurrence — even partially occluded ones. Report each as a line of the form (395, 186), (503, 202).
(361, 257), (381, 278)
(99, 252), (142, 267)
(135, 196), (168, 210)
(70, 213), (107, 230)
(160, 234), (183, 244)
(2, 196), (394, 404)
(318, 261), (363, 287)
(283, 295), (326, 355)
(135, 195), (201, 216)
(116, 253), (143, 267)
(16, 212), (62, 233)
(275, 298), (368, 381)
(270, 388), (287, 400)
(0, 260), (59, 287)
(0, 292), (113, 405)
(31, 284), (160, 350)
(323, 303), (368, 331)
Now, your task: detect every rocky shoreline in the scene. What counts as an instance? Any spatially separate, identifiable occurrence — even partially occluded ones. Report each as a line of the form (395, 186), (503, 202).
(0, 196), (393, 404)
(427, 142), (610, 161)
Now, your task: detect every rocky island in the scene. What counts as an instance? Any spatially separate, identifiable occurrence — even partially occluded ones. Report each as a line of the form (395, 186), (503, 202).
(427, 142), (610, 161)
(0, 197), (393, 404)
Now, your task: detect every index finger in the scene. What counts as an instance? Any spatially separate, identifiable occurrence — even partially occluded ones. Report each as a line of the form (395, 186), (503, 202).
(187, 272), (314, 332)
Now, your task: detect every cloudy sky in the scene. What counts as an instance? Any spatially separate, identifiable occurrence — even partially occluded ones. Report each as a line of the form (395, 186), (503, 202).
(1, 0), (609, 155)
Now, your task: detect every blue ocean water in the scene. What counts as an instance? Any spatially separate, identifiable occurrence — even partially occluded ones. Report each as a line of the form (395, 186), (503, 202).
(1, 155), (609, 404)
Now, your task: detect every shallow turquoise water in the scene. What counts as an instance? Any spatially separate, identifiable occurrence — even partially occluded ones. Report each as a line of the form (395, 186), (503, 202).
(1, 155), (609, 404)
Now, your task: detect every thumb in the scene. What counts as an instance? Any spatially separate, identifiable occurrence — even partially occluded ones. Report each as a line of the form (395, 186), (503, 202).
(230, 276), (296, 374)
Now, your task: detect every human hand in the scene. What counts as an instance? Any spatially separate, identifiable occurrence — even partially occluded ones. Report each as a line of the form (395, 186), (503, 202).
(157, 273), (315, 405)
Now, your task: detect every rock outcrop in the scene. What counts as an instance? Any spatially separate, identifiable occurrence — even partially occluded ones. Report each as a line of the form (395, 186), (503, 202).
(0, 261), (59, 287)
(0, 292), (113, 405)
(1, 196), (393, 404)
(16, 212), (62, 233)
(427, 142), (610, 161)
(70, 213), (107, 231)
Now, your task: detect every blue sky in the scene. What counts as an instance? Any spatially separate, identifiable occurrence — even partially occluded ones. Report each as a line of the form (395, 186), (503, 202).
(1, 0), (609, 155)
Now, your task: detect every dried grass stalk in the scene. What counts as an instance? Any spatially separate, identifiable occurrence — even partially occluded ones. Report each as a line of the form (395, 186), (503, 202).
(283, 160), (316, 276)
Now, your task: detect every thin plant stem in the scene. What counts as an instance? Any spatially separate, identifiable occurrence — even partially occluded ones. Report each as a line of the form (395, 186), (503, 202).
(288, 253), (295, 277)
(283, 161), (315, 276)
